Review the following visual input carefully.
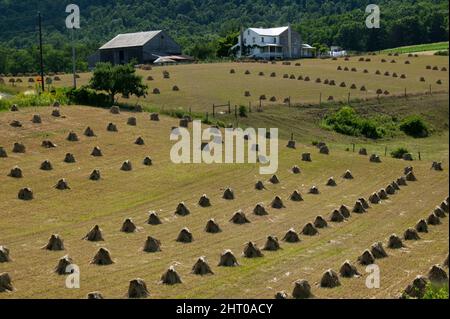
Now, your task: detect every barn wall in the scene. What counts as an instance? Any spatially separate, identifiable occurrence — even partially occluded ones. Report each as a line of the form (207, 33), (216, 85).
(142, 31), (181, 62)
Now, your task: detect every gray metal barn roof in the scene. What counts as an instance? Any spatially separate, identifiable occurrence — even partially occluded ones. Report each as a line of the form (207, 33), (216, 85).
(99, 31), (162, 50)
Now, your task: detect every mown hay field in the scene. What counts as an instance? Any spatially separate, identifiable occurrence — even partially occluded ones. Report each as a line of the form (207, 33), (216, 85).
(0, 103), (448, 299)
(2, 53), (449, 113)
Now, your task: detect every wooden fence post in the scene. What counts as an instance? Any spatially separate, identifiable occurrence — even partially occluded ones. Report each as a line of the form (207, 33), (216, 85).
(348, 92), (351, 104)
(234, 105), (238, 119)
(212, 104), (215, 117)
(418, 151), (421, 161)
(384, 146), (387, 156)
(352, 143), (355, 152)
(319, 92), (322, 106)
(228, 101), (231, 114)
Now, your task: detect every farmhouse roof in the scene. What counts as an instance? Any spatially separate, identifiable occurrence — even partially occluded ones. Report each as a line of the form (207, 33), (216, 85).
(249, 26), (289, 36)
(100, 31), (162, 50)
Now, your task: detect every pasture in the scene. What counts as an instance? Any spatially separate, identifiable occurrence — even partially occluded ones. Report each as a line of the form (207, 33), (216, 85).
(1, 52), (449, 113)
(0, 99), (448, 298)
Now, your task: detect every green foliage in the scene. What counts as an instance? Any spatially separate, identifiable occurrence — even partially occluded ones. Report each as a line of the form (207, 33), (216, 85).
(239, 105), (248, 118)
(0, 89), (69, 111)
(390, 147), (409, 159)
(0, 0), (448, 74)
(321, 106), (390, 139)
(399, 115), (430, 138)
(89, 62), (147, 103)
(66, 86), (111, 108)
(422, 283), (449, 299)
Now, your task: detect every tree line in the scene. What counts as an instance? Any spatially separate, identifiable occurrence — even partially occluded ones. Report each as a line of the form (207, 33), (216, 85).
(0, 0), (448, 74)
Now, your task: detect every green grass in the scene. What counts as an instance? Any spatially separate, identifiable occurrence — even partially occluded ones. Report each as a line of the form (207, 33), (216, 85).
(382, 41), (449, 54)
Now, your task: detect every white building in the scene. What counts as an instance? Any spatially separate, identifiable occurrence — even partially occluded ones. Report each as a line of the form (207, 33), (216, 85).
(329, 46), (347, 57)
(232, 26), (315, 59)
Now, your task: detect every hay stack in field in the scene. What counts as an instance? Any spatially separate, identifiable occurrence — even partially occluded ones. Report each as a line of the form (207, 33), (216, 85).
(323, 79), (329, 84)
(27, 156), (43, 171)
(84, 126), (95, 137)
(270, 72), (276, 77)
(308, 186), (319, 194)
(64, 153), (76, 163)
(340, 260), (360, 278)
(244, 70), (250, 75)
(344, 67), (349, 71)
(55, 255), (73, 275)
(319, 145), (329, 154)
(420, 77), (425, 82)
(43, 234), (64, 251)
(304, 76), (310, 81)
(369, 192), (381, 204)
(0, 273), (14, 292)
(415, 219), (428, 233)
(352, 200), (366, 213)
(400, 74), (406, 79)
(218, 250), (239, 267)
(8, 166), (22, 178)
(290, 74), (296, 79)
(403, 276), (428, 298)
(384, 90), (389, 95)
(428, 265), (448, 284)
(172, 85), (179, 91)
(292, 280), (312, 299)
(290, 190), (303, 202)
(378, 189), (388, 200)
(161, 266), (182, 285)
(192, 257), (214, 275)
(83, 225), (104, 241)
(351, 67), (357, 72)
(391, 181), (400, 190)
(106, 122), (118, 132)
(150, 113), (160, 121)
(121, 160), (132, 171)
(433, 206), (446, 218)
(314, 216), (328, 228)
(358, 148), (368, 155)
(444, 255), (448, 268)
(337, 66), (342, 70)
(55, 178), (70, 190)
(18, 187), (33, 200)
(134, 136), (145, 145)
(427, 212), (440, 225)
(384, 71), (390, 76)
(243, 242), (263, 258)
(0, 147), (8, 158)
(386, 184), (396, 195)
(369, 154), (381, 163)
(42, 140), (57, 148)
(358, 198), (369, 209)
(269, 96), (277, 102)
(89, 169), (101, 181)
(339, 81), (346, 87)
(230, 210), (250, 224)
(326, 177), (337, 186)
(330, 210), (345, 222)
(291, 165), (301, 174)
(392, 72), (398, 77)
(198, 194), (211, 207)
(302, 223), (318, 236)
(12, 142), (26, 153)
(397, 177), (407, 186)
(358, 250), (375, 265)
(67, 131), (79, 142)
(370, 242), (388, 259)
(404, 228), (420, 240)
(244, 90), (250, 97)
(179, 118), (189, 128)
(110, 106), (120, 114)
(320, 269), (340, 288)
(205, 219), (221, 233)
(143, 236), (161, 253)
(176, 228), (193, 243)
(405, 171), (417, 181)
(0, 246), (11, 263)
(230, 69), (235, 74)
(316, 78), (321, 83)
(223, 187), (235, 200)
(440, 200), (448, 213)
(263, 236), (280, 251)
(10, 104), (19, 111)
(128, 279), (149, 298)
(441, 67), (447, 71)
(51, 109), (61, 117)
(121, 218), (137, 233)
(388, 234), (403, 249)
(431, 161), (443, 171)
(327, 96), (334, 101)
(302, 153), (312, 162)
(329, 80), (335, 85)
(255, 181), (265, 190)
(342, 170), (353, 179)
(283, 228), (300, 243)
(127, 117), (137, 126)
(91, 248), (114, 265)
(350, 83), (357, 89)
(339, 205), (351, 218)
(10, 120), (22, 127)
(152, 88), (160, 94)
(269, 174), (280, 184)
(253, 203), (268, 216)
(404, 166), (413, 174)
(147, 211), (162, 225)
(270, 196), (285, 209)
(175, 202), (190, 216)
(258, 72), (264, 76)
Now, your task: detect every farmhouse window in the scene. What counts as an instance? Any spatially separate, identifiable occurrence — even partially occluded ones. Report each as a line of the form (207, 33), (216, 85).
(261, 37), (264, 42)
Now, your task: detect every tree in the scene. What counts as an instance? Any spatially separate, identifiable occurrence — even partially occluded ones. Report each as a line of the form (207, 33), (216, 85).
(89, 62), (147, 103)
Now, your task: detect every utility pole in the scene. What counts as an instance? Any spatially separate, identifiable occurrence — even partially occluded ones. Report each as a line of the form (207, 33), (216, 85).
(38, 11), (45, 92)
(71, 28), (77, 88)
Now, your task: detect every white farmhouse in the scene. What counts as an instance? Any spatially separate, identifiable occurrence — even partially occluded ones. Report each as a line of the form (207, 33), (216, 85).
(232, 25), (315, 59)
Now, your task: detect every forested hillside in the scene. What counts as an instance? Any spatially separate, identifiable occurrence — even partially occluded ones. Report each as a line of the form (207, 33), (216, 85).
(0, 0), (448, 74)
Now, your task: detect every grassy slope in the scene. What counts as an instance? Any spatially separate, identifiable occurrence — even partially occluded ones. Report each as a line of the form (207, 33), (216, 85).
(382, 42), (449, 54)
(0, 98), (448, 299)
(1, 53), (448, 113)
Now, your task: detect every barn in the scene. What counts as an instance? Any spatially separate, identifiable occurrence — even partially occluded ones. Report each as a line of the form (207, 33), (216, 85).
(97, 30), (182, 65)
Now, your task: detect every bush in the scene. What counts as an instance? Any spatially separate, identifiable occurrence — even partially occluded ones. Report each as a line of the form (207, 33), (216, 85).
(422, 283), (449, 299)
(434, 50), (449, 56)
(321, 106), (385, 139)
(399, 115), (429, 137)
(239, 105), (248, 117)
(390, 147), (409, 159)
(66, 86), (111, 108)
